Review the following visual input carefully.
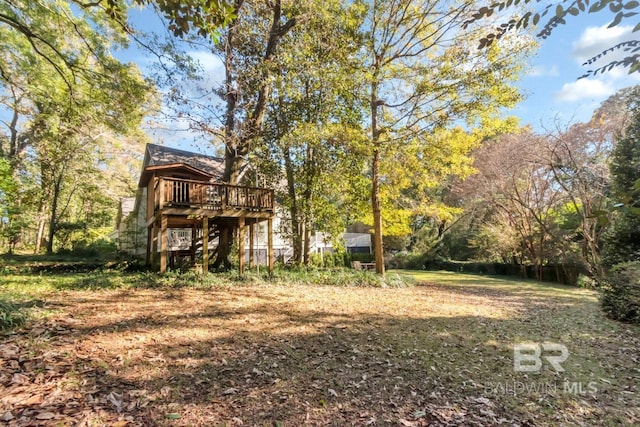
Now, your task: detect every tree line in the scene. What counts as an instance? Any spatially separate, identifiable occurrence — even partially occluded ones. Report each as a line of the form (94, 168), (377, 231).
(1, 0), (638, 321)
(434, 87), (637, 276)
(0, 0), (157, 255)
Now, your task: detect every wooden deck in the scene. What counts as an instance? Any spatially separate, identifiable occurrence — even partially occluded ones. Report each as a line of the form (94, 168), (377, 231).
(147, 177), (275, 274)
(154, 177), (274, 219)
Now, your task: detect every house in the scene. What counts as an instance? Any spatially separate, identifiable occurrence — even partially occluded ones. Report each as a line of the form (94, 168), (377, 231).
(114, 196), (139, 254)
(118, 143), (276, 273)
(116, 143), (373, 272)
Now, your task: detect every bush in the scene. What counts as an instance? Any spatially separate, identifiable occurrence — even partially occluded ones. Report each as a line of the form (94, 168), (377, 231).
(0, 299), (27, 331)
(387, 252), (426, 270)
(600, 97), (640, 267)
(576, 274), (598, 289)
(274, 269), (414, 288)
(70, 237), (117, 257)
(348, 252), (375, 263)
(601, 261), (640, 324)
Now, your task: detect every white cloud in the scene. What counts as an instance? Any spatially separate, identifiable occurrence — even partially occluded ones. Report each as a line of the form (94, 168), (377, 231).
(572, 24), (635, 64)
(603, 66), (640, 82)
(529, 64), (559, 77)
(189, 51), (223, 72)
(554, 78), (615, 102)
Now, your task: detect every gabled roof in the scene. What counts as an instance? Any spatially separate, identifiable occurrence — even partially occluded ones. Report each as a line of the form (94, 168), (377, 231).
(146, 143), (225, 176)
(138, 143), (226, 187)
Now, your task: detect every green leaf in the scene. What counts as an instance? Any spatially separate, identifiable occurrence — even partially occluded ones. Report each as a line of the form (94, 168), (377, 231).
(165, 413), (181, 420)
(629, 207), (640, 215)
(610, 1), (624, 12)
(587, 210), (610, 218)
(624, 0), (639, 9)
(556, 4), (565, 17)
(608, 11), (624, 27)
(597, 215), (610, 227)
(533, 13), (541, 25)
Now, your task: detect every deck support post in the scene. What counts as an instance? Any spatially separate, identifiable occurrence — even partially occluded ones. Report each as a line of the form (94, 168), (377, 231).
(160, 214), (168, 273)
(238, 217), (245, 275)
(249, 223), (255, 269)
(190, 223), (196, 263)
(146, 224), (152, 266)
(268, 218), (274, 274)
(151, 219), (158, 270)
(202, 216), (209, 274)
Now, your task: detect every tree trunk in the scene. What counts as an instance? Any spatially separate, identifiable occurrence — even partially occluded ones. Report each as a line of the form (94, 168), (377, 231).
(303, 215), (311, 265)
(370, 78), (385, 275)
(34, 205), (47, 254)
(212, 224), (233, 271)
(284, 147), (302, 263)
(371, 149), (384, 275)
(214, 0), (296, 269)
(46, 171), (64, 254)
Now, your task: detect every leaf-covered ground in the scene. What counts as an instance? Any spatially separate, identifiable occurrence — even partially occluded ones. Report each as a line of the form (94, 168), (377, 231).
(1, 271), (639, 426)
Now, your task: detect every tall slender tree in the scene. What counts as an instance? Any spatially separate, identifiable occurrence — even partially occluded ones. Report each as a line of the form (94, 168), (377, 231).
(0, 0), (155, 254)
(601, 88), (640, 266)
(361, 0), (532, 274)
(207, 0), (299, 269)
(258, 0), (367, 264)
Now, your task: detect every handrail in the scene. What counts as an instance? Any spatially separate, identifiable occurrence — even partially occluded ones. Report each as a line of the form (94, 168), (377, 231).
(156, 177), (274, 212)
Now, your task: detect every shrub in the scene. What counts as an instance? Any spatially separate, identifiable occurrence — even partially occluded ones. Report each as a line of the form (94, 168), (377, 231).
(71, 237), (117, 257)
(387, 252), (426, 270)
(600, 96), (640, 267)
(348, 252), (375, 263)
(601, 261), (640, 324)
(576, 274), (598, 289)
(0, 299), (27, 331)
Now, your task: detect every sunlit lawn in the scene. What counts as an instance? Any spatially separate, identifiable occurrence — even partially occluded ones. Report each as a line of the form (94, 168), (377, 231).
(1, 270), (638, 426)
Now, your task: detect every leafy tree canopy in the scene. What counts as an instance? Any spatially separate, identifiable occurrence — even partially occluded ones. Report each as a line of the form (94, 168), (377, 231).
(464, 0), (640, 77)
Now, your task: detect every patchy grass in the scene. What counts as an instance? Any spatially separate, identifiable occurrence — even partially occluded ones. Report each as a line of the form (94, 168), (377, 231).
(0, 299), (26, 331)
(0, 270), (638, 426)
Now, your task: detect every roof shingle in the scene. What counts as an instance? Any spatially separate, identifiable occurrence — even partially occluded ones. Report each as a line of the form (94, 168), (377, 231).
(146, 144), (225, 178)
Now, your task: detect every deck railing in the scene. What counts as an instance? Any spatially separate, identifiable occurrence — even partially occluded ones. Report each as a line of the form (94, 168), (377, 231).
(155, 177), (274, 212)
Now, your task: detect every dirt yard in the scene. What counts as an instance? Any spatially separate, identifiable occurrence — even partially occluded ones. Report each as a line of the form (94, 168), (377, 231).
(1, 271), (639, 426)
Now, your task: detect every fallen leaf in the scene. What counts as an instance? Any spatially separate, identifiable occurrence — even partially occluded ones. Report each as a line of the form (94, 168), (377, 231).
(36, 412), (56, 420)
(108, 391), (124, 412)
(12, 373), (29, 385)
(24, 394), (44, 405)
(474, 397), (492, 406)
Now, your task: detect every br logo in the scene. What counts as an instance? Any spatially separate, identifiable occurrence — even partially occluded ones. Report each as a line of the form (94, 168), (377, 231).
(513, 342), (569, 372)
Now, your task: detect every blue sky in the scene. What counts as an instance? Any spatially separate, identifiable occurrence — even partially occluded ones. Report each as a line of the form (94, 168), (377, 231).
(122, 7), (640, 148)
(512, 12), (640, 131)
